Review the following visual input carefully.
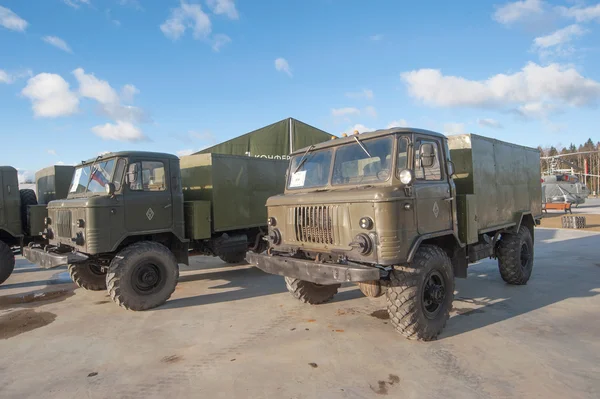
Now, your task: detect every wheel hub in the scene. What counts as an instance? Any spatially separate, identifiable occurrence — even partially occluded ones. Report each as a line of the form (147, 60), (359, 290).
(133, 263), (162, 294)
(141, 270), (158, 285)
(422, 270), (446, 319)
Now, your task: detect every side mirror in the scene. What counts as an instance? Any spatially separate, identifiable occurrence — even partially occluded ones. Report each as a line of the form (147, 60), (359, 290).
(126, 163), (139, 184)
(420, 143), (435, 168)
(447, 160), (455, 177)
(105, 183), (116, 196)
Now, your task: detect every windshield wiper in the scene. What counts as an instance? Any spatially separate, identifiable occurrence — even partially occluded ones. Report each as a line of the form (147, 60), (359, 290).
(354, 136), (372, 158)
(294, 144), (316, 174)
(85, 155), (103, 192)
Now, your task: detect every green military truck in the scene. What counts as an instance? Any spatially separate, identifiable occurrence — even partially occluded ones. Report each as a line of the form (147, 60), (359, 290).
(24, 151), (288, 310)
(247, 128), (542, 341)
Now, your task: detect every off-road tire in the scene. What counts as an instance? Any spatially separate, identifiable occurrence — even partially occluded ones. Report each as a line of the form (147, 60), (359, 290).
(284, 277), (340, 305)
(219, 251), (247, 264)
(19, 189), (38, 235)
(386, 245), (454, 341)
(0, 241), (15, 285)
(358, 281), (385, 298)
(68, 263), (107, 291)
(106, 241), (179, 311)
(497, 226), (534, 285)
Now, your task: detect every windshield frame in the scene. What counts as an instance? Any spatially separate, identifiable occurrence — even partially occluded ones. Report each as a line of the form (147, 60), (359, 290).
(286, 133), (409, 191)
(67, 157), (125, 198)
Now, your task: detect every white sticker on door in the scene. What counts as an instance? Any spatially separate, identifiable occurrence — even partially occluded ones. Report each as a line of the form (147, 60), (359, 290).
(289, 171), (307, 188)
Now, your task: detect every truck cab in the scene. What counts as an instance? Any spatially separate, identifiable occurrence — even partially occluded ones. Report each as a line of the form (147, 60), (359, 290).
(247, 127), (541, 341)
(24, 151), (188, 310)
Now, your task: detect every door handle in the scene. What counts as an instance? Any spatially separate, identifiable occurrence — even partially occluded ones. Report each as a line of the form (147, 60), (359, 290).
(443, 197), (454, 202)
(164, 204), (172, 209)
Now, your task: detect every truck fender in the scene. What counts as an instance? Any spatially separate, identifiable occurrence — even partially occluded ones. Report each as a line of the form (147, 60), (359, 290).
(407, 231), (467, 278)
(514, 212), (536, 242)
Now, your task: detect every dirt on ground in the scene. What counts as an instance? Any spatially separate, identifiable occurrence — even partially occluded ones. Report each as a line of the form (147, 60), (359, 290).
(539, 213), (600, 232)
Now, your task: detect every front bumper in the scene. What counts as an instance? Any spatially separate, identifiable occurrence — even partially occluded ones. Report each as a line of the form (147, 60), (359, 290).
(23, 246), (89, 269)
(246, 252), (381, 285)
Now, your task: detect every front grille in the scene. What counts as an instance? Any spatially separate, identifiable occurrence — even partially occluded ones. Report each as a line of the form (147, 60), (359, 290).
(56, 210), (72, 238)
(294, 206), (337, 244)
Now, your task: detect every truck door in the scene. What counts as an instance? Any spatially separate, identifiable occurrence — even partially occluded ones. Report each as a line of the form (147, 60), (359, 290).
(124, 159), (173, 232)
(413, 136), (453, 234)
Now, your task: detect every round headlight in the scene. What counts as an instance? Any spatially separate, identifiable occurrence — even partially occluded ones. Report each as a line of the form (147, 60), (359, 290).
(399, 169), (413, 185)
(359, 217), (373, 230)
(267, 217), (276, 227)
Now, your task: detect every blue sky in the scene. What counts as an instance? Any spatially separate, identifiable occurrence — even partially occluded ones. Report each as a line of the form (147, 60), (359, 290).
(1, 0), (600, 181)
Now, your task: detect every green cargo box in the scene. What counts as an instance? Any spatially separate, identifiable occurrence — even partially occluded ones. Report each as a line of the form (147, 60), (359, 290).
(448, 134), (542, 245)
(36, 165), (75, 204)
(180, 153), (289, 234)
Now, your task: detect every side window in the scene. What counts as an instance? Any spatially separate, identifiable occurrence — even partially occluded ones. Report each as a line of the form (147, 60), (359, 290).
(128, 161), (166, 191)
(113, 158), (127, 191)
(415, 141), (442, 181)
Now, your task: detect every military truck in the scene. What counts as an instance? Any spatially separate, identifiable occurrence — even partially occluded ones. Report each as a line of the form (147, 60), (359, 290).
(24, 151), (288, 310)
(0, 167), (48, 284)
(246, 128), (542, 341)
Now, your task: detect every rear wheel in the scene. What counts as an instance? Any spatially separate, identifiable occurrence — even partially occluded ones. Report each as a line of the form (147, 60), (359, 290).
(386, 245), (454, 341)
(285, 277), (340, 305)
(0, 241), (15, 285)
(106, 242), (179, 311)
(497, 226), (534, 285)
(19, 189), (38, 235)
(68, 262), (107, 291)
(219, 251), (247, 264)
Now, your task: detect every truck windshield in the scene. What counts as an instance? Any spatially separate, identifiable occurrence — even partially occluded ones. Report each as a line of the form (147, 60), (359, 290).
(332, 136), (393, 185)
(69, 159), (116, 195)
(288, 149), (333, 189)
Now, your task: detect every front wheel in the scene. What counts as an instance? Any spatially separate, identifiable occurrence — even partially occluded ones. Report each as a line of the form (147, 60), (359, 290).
(106, 241), (179, 311)
(0, 240), (15, 285)
(285, 277), (340, 305)
(497, 226), (533, 285)
(386, 245), (454, 341)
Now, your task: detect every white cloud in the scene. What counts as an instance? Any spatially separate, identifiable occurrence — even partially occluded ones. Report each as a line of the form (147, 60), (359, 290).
(346, 124), (374, 134)
(346, 89), (374, 100)
(364, 105), (377, 118)
(63, 0), (91, 9)
(370, 34), (384, 41)
(386, 119), (408, 128)
(401, 62), (600, 118)
(21, 73), (80, 118)
(516, 102), (557, 118)
(477, 118), (503, 129)
(47, 149), (57, 156)
(443, 123), (466, 135)
(212, 33), (231, 51)
(331, 107), (360, 117)
(92, 121), (146, 142)
(0, 70), (12, 84)
(160, 1), (212, 40)
(118, 0), (143, 10)
(0, 5), (28, 32)
(533, 24), (587, 49)
(177, 149), (195, 157)
(17, 169), (35, 184)
(207, 0), (239, 19)
(121, 84), (139, 102)
(73, 68), (120, 104)
(42, 36), (73, 53)
(493, 0), (544, 24)
(275, 58), (292, 77)
(557, 3), (600, 22)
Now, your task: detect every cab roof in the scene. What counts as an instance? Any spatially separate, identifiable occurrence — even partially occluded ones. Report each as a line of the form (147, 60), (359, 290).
(79, 151), (179, 165)
(290, 127), (447, 156)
